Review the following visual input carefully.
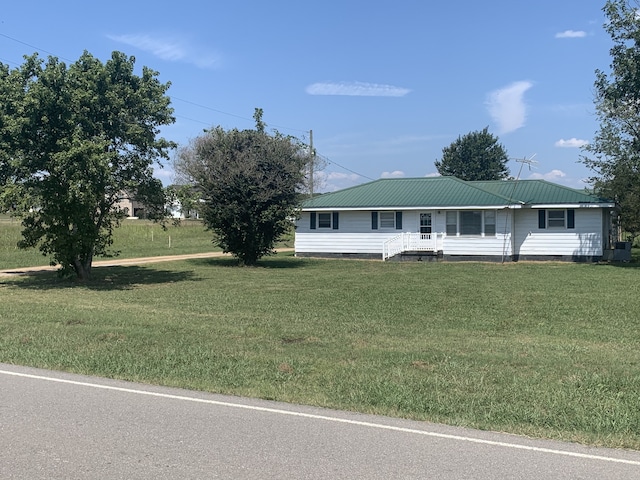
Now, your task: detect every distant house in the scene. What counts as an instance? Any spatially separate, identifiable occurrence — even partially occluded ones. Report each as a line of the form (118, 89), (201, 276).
(294, 177), (615, 262)
(115, 193), (149, 219)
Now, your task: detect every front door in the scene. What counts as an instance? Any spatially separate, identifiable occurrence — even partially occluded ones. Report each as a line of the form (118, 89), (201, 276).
(420, 212), (432, 237)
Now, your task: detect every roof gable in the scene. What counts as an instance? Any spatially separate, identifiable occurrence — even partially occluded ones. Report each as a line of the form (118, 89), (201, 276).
(302, 177), (612, 210)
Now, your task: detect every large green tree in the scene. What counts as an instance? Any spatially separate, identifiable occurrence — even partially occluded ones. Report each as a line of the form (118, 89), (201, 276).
(0, 51), (175, 280)
(175, 109), (308, 266)
(435, 127), (510, 181)
(582, 0), (640, 241)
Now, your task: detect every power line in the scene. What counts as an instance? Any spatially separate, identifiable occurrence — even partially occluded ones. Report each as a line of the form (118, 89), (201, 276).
(317, 153), (375, 181)
(1, 31), (374, 182)
(0, 33), (72, 62)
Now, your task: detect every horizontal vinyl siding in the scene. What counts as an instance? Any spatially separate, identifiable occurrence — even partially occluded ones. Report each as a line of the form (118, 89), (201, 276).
(515, 208), (603, 256)
(297, 211), (374, 234)
(295, 233), (399, 254)
(443, 235), (511, 256)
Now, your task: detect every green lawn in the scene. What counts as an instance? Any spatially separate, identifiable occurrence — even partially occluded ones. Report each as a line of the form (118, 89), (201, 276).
(1, 254), (639, 450)
(0, 218), (219, 269)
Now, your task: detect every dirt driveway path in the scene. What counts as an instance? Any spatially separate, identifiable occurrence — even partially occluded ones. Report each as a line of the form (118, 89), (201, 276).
(0, 248), (294, 277)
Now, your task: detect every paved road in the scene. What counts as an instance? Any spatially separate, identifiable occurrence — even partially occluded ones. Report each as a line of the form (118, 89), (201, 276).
(1, 364), (639, 479)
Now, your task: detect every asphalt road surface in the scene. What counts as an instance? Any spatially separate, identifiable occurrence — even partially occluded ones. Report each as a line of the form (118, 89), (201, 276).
(1, 363), (639, 479)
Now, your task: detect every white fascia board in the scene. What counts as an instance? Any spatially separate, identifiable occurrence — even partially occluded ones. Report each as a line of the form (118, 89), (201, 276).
(302, 205), (520, 212)
(532, 203), (615, 209)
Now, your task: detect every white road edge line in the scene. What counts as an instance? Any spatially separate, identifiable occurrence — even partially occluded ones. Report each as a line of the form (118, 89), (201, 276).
(2, 368), (639, 466)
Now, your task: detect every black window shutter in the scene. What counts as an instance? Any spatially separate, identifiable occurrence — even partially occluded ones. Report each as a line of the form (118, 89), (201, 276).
(371, 211), (378, 230)
(567, 209), (575, 229)
(310, 212), (316, 230)
(538, 210), (546, 229)
(332, 212), (339, 230)
(395, 211), (403, 230)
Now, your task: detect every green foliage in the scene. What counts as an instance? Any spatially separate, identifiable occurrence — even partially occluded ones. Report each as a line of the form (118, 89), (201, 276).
(0, 51), (175, 280)
(582, 0), (640, 241)
(175, 109), (307, 265)
(435, 127), (510, 180)
(165, 184), (202, 219)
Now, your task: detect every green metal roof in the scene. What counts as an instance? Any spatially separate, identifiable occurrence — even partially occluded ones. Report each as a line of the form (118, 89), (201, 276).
(303, 177), (612, 210)
(470, 179), (610, 205)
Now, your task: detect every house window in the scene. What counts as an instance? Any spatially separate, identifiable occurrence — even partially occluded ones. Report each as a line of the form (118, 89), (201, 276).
(547, 210), (565, 228)
(379, 211), (395, 229)
(310, 212), (339, 230)
(446, 210), (497, 236)
(372, 211), (402, 230)
(318, 212), (332, 228)
(538, 209), (575, 229)
(484, 210), (496, 235)
(460, 211), (482, 235)
(446, 211), (457, 236)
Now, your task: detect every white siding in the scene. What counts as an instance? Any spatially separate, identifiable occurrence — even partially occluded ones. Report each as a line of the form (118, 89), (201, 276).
(295, 211), (398, 254)
(514, 208), (603, 256)
(295, 208), (605, 258)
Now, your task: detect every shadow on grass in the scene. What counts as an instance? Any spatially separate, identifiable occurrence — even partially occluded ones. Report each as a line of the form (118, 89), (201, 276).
(603, 261), (640, 269)
(0, 265), (200, 291)
(187, 254), (309, 269)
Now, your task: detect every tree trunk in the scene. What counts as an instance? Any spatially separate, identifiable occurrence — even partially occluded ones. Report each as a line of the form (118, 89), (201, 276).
(73, 255), (93, 282)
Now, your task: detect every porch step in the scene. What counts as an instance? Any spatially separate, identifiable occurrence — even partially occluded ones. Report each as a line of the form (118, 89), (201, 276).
(386, 250), (443, 262)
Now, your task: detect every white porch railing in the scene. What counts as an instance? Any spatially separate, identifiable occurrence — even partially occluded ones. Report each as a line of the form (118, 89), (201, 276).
(382, 233), (439, 260)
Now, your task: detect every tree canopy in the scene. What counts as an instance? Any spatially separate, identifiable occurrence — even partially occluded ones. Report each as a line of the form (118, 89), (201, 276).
(582, 0), (640, 241)
(0, 51), (175, 280)
(435, 127), (510, 181)
(175, 109), (308, 266)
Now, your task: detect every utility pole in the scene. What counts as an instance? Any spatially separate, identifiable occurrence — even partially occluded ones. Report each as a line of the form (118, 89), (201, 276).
(309, 129), (314, 197)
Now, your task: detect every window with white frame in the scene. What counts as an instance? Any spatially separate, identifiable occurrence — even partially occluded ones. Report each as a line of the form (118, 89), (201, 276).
(538, 209), (574, 229)
(379, 211), (396, 229)
(547, 210), (565, 228)
(317, 212), (332, 228)
(445, 210), (497, 236)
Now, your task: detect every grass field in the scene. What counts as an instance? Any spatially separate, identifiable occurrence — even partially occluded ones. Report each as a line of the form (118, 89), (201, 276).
(0, 217), (219, 269)
(1, 253), (639, 450)
(0, 216), (296, 269)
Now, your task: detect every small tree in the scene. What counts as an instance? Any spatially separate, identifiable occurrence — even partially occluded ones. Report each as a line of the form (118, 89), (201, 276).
(175, 109), (308, 265)
(582, 0), (640, 242)
(435, 127), (509, 181)
(0, 51), (175, 280)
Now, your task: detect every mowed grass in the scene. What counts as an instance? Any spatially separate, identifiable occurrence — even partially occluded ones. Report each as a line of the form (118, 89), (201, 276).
(1, 254), (639, 450)
(0, 217), (220, 269)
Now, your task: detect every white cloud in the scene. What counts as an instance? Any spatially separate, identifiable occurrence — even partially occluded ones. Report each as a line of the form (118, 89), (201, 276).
(486, 81), (533, 134)
(315, 171), (362, 192)
(555, 138), (589, 148)
(380, 170), (405, 178)
(555, 30), (587, 38)
(306, 81), (411, 97)
(424, 172), (441, 178)
(108, 33), (220, 69)
(529, 169), (567, 182)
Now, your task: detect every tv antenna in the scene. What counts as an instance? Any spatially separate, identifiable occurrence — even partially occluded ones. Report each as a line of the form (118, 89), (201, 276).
(501, 154), (538, 263)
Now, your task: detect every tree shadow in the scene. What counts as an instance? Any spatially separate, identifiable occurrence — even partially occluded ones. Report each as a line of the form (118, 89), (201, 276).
(0, 265), (201, 291)
(188, 254), (309, 269)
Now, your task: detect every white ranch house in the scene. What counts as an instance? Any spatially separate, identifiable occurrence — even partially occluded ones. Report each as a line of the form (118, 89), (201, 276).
(294, 177), (616, 262)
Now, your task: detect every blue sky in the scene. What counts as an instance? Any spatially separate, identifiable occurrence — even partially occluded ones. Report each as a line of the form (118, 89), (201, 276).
(1, 1), (612, 191)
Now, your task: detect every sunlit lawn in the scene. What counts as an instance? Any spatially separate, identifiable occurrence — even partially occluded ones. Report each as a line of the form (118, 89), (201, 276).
(1, 254), (639, 450)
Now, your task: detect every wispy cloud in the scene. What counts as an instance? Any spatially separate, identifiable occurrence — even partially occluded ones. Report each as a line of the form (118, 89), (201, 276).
(315, 171), (362, 192)
(486, 81), (533, 134)
(555, 138), (589, 148)
(424, 172), (441, 178)
(107, 33), (220, 69)
(555, 30), (587, 38)
(529, 169), (567, 181)
(306, 81), (411, 97)
(380, 170), (405, 178)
